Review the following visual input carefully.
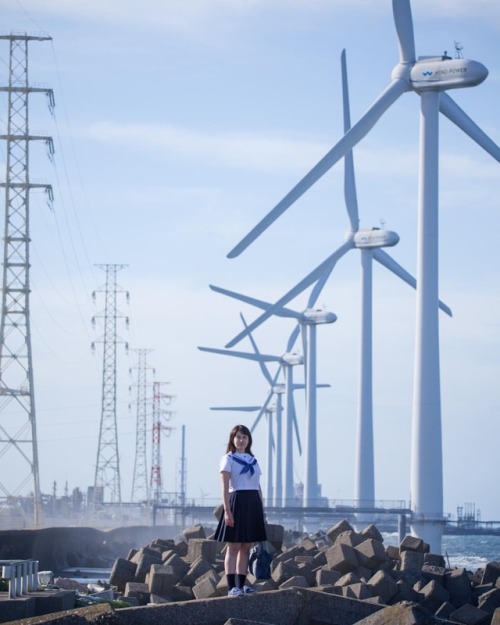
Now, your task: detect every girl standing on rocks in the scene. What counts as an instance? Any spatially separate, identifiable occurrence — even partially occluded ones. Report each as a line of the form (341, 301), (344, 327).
(214, 424), (267, 596)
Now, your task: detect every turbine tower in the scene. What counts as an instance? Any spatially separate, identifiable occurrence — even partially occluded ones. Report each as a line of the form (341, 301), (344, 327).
(226, 0), (498, 551)
(91, 264), (129, 513)
(130, 348), (154, 504)
(0, 33), (54, 526)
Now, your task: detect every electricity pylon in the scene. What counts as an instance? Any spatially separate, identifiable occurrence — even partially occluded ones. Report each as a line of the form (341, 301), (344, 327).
(91, 264), (129, 513)
(150, 381), (175, 505)
(129, 348), (154, 504)
(0, 33), (54, 527)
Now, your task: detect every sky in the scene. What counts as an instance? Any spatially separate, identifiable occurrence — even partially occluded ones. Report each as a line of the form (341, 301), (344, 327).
(1, 0), (499, 523)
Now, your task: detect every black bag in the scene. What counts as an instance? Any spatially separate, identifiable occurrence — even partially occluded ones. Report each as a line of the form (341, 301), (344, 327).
(248, 541), (272, 579)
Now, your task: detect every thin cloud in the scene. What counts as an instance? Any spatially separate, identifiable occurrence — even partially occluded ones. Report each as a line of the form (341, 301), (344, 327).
(86, 120), (328, 175)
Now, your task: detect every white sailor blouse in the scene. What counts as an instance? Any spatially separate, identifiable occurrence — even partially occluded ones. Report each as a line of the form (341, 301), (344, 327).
(219, 452), (262, 492)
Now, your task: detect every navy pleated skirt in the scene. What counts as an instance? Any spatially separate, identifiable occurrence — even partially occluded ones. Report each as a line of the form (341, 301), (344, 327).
(214, 490), (267, 543)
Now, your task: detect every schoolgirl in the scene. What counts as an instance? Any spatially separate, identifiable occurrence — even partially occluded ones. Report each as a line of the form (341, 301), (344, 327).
(214, 424), (267, 596)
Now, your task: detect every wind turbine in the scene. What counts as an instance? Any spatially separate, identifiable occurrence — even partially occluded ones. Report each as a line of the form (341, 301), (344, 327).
(198, 343), (304, 507)
(220, 47), (451, 520)
(209, 285), (336, 507)
(225, 1), (498, 551)
(210, 404), (277, 504)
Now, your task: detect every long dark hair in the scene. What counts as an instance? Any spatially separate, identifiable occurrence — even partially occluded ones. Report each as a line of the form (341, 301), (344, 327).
(226, 424), (254, 456)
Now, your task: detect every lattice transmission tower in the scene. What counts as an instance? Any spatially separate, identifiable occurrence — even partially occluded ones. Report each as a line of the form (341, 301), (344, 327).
(0, 33), (54, 526)
(129, 348), (154, 504)
(91, 264), (129, 511)
(150, 381), (175, 505)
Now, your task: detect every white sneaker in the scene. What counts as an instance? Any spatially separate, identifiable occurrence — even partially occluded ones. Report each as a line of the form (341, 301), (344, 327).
(242, 585), (256, 594)
(228, 587), (243, 596)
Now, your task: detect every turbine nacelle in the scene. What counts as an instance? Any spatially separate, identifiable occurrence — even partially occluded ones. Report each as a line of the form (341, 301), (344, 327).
(411, 57), (488, 92)
(347, 227), (400, 249)
(302, 308), (337, 325)
(281, 352), (303, 366)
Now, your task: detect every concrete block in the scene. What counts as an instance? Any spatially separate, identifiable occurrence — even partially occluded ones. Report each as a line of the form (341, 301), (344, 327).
(366, 570), (399, 603)
(335, 530), (363, 547)
(163, 552), (190, 581)
(193, 574), (219, 599)
(355, 539), (388, 570)
(421, 563), (446, 584)
(419, 579), (450, 613)
(359, 524), (384, 543)
(482, 562), (500, 586)
(296, 561), (316, 586)
(298, 537), (318, 553)
(478, 587), (500, 612)
(444, 568), (473, 608)
(399, 550), (424, 575)
(183, 524), (206, 541)
(472, 583), (494, 605)
(124, 581), (150, 606)
(170, 583), (194, 602)
(385, 545), (400, 562)
(312, 550), (327, 567)
(325, 519), (353, 544)
(303, 588), (382, 624)
(335, 572), (361, 587)
(135, 549), (163, 582)
(342, 582), (374, 600)
(325, 542), (360, 575)
(271, 560), (299, 585)
(109, 557), (138, 592)
(186, 538), (218, 564)
(266, 524), (284, 551)
(390, 579), (422, 604)
(252, 578), (278, 592)
(279, 574), (309, 589)
(294, 555), (315, 564)
(492, 608), (500, 625)
(450, 603), (491, 625)
(316, 567), (341, 587)
(423, 552), (446, 567)
(434, 601), (456, 620)
(399, 535), (426, 553)
(354, 601), (441, 624)
(148, 563), (176, 597)
(182, 556), (213, 587)
(149, 593), (171, 604)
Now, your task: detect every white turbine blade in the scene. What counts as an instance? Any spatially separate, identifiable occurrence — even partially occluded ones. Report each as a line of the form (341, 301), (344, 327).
(373, 248), (452, 317)
(291, 398), (302, 456)
(301, 324), (308, 378)
(341, 49), (360, 232)
(227, 79), (408, 258)
(250, 389), (274, 432)
(226, 240), (353, 348)
(286, 324), (301, 352)
(241, 312), (275, 387)
(211, 406), (261, 411)
(392, 0), (416, 65)
(439, 92), (500, 162)
(210, 285), (300, 320)
(198, 346), (282, 363)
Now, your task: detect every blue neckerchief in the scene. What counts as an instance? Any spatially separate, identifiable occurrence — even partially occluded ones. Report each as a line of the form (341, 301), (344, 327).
(231, 454), (257, 476)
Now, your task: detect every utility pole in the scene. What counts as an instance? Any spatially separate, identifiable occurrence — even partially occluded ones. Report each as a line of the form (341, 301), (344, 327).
(129, 348), (154, 505)
(0, 33), (54, 527)
(150, 381), (174, 505)
(91, 264), (129, 514)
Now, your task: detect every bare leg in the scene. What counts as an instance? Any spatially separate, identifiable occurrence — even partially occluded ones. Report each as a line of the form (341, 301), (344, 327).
(225, 542), (241, 574)
(236, 542), (252, 575)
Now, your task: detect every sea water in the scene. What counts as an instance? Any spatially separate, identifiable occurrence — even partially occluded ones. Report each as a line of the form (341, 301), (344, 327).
(383, 532), (500, 570)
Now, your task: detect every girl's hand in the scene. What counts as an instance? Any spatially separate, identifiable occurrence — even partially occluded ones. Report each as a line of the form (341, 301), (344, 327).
(224, 510), (234, 527)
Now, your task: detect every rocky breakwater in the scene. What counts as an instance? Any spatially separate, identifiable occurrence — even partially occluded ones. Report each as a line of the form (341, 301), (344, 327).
(6, 518), (500, 625)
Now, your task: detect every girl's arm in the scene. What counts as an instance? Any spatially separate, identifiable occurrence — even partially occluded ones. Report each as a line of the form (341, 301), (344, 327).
(221, 471), (234, 527)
